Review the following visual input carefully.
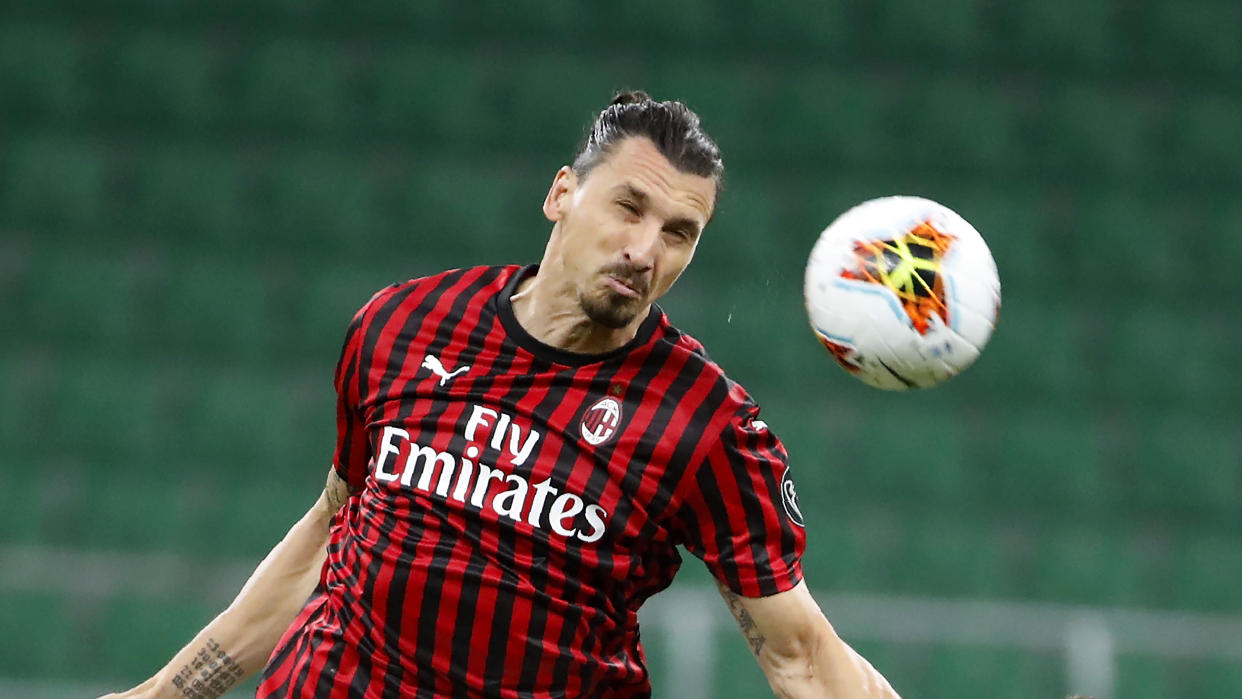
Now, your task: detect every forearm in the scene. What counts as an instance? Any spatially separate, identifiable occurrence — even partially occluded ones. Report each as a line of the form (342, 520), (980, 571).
(763, 627), (900, 699)
(135, 495), (336, 699)
(717, 581), (900, 699)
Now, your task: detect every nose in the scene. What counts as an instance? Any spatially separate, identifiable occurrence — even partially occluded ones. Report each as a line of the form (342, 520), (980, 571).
(621, 220), (661, 271)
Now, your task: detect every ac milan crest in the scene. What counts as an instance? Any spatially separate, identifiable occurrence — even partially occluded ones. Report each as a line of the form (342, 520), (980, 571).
(580, 396), (623, 446)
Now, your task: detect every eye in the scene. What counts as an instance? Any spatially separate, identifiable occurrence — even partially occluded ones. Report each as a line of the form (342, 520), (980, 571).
(617, 200), (640, 216)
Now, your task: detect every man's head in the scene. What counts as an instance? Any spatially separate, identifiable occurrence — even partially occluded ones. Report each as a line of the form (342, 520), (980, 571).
(541, 92), (723, 330)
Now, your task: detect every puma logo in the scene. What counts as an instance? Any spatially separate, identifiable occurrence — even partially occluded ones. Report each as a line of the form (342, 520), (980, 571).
(422, 354), (470, 386)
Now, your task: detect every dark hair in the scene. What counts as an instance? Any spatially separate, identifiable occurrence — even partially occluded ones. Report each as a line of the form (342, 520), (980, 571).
(571, 90), (724, 186)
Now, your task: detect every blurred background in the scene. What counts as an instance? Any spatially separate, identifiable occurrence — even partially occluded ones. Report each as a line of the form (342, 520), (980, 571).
(2, 0), (1240, 697)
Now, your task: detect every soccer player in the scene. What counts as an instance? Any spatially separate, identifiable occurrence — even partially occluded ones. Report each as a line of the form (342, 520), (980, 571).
(104, 92), (900, 698)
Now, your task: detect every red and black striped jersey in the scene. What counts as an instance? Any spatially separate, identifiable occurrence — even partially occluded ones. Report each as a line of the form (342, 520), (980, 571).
(257, 265), (805, 699)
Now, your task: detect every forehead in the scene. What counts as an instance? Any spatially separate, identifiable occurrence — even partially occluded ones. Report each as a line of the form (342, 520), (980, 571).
(589, 137), (716, 222)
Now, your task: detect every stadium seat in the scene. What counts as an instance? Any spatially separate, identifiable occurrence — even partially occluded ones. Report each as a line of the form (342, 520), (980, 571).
(1135, 1), (1242, 75)
(1170, 535), (1242, 611)
(25, 250), (143, 352)
(0, 592), (74, 678)
(0, 21), (85, 119)
(896, 515), (1006, 598)
(155, 257), (274, 360)
(991, 0), (1120, 71)
(873, 0), (985, 60)
(254, 150), (385, 258)
(98, 32), (216, 125)
(236, 38), (347, 133)
(721, 0), (849, 53)
(74, 473), (196, 552)
(364, 47), (498, 144)
(1184, 658), (1242, 697)
(1115, 653), (1173, 699)
(49, 358), (165, 465)
(1031, 526), (1142, 606)
(1166, 95), (1242, 181)
(215, 478), (321, 558)
(763, 70), (895, 168)
(1101, 308), (1221, 410)
(93, 596), (223, 680)
(132, 146), (244, 247)
(854, 406), (971, 508)
(2, 136), (106, 230)
(890, 77), (1025, 174)
(921, 644), (1062, 699)
(1125, 414), (1239, 521)
(1036, 86), (1157, 179)
(179, 368), (292, 467)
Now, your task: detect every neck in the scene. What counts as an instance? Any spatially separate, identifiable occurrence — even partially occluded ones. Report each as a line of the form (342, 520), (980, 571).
(510, 269), (649, 355)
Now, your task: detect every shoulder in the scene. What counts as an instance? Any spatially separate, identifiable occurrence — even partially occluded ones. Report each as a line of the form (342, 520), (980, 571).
(656, 323), (760, 422)
(355, 265), (518, 322)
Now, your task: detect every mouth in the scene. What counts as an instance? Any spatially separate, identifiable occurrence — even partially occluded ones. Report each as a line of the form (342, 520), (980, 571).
(606, 275), (641, 298)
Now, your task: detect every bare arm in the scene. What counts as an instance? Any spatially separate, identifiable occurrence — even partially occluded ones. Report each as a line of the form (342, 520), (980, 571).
(717, 579), (901, 699)
(101, 469), (354, 699)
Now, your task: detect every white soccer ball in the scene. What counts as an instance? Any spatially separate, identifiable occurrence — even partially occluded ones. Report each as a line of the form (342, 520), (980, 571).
(804, 196), (1000, 390)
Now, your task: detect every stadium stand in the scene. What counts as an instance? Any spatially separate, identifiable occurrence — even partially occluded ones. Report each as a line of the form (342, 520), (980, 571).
(1, 0), (1238, 696)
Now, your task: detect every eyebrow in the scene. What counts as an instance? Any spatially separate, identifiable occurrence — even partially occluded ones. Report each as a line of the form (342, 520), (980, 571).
(614, 183), (704, 237)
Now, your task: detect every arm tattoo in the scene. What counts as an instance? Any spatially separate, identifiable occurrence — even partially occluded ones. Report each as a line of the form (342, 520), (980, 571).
(324, 470), (352, 512)
(717, 581), (766, 656)
(169, 637), (244, 699)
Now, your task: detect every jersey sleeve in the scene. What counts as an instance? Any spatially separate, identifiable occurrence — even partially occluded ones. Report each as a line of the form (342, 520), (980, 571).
(672, 403), (806, 598)
(332, 287), (398, 491)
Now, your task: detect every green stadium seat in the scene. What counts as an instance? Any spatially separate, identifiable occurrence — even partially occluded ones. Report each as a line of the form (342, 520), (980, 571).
(1115, 653), (1173, 699)
(1031, 526), (1142, 605)
(965, 304), (1088, 405)
(364, 47), (497, 144)
(1167, 95), (1242, 181)
(722, 0), (849, 52)
(765, 70), (896, 167)
(1124, 415), (1239, 521)
(921, 644), (1062, 699)
(896, 516), (1006, 598)
(500, 54), (617, 151)
(155, 257), (273, 360)
(237, 38), (347, 133)
(100, 32), (216, 125)
(874, 0), (985, 60)
(1069, 194), (1188, 302)
(897, 78), (1026, 173)
(0, 21), (85, 118)
(992, 0), (1120, 70)
(214, 478), (319, 558)
(1037, 87), (1156, 178)
(0, 592), (75, 678)
(179, 369), (291, 467)
(855, 406), (971, 508)
(255, 150), (379, 255)
(398, 164), (521, 264)
(2, 137), (106, 229)
(983, 409), (1114, 515)
(73, 472), (196, 551)
(1184, 658), (1242, 697)
(50, 359), (164, 464)
(132, 146), (244, 247)
(1101, 309), (1222, 409)
(1171, 535), (1242, 611)
(25, 251), (141, 351)
(292, 268), (388, 357)
(92, 596), (221, 680)
(1136, 2), (1242, 75)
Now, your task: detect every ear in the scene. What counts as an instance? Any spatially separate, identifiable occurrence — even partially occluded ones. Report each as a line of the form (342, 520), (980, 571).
(542, 166), (577, 222)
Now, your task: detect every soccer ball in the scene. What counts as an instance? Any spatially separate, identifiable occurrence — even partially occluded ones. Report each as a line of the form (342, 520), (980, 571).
(804, 196), (1000, 390)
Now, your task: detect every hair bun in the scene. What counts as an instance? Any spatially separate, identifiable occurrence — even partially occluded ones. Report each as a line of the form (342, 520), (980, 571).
(610, 90), (651, 106)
